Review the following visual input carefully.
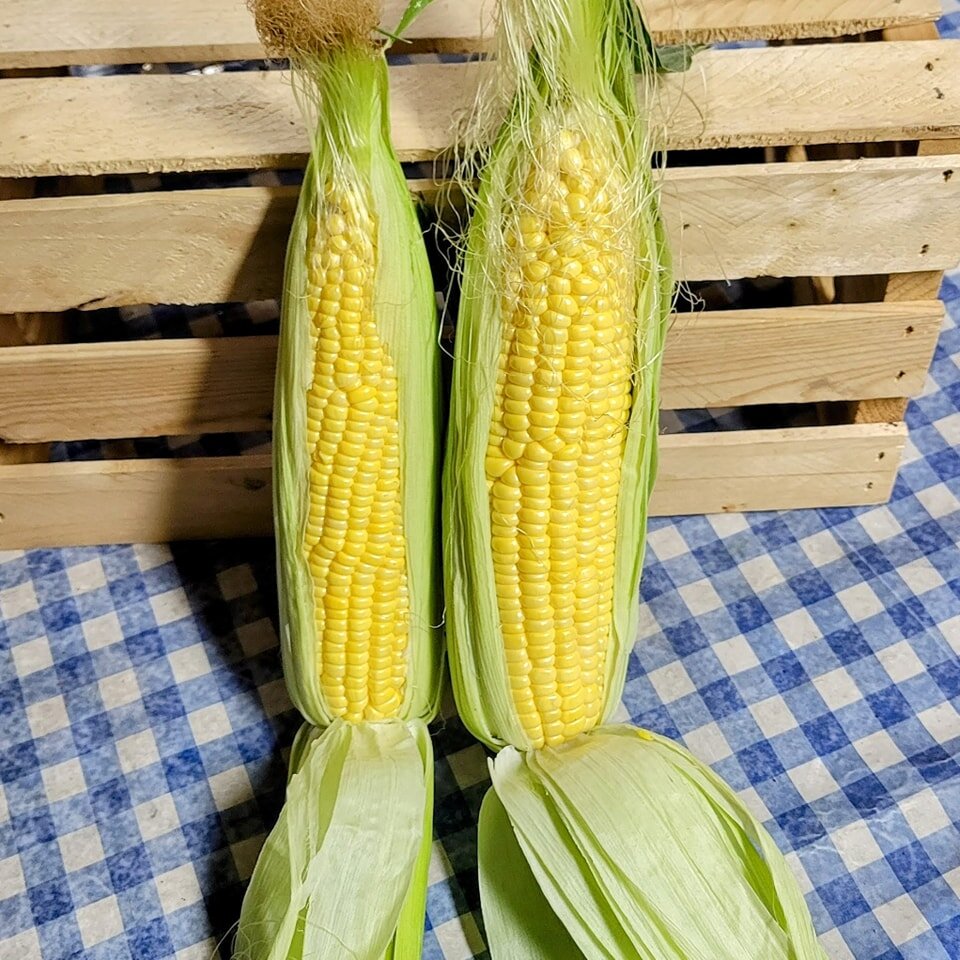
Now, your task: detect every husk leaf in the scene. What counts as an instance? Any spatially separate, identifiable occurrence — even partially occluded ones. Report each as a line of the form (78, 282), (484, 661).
(487, 727), (827, 960)
(234, 720), (431, 960)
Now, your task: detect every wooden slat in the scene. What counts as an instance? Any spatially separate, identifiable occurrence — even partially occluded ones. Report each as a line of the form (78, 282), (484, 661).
(0, 0), (941, 69)
(0, 301), (941, 443)
(652, 423), (905, 517)
(885, 270), (945, 301)
(2, 155), (959, 312)
(0, 424), (904, 547)
(0, 338), (276, 442)
(848, 268), (945, 425)
(663, 301), (941, 409)
(0, 456), (274, 546)
(2, 42), (960, 177)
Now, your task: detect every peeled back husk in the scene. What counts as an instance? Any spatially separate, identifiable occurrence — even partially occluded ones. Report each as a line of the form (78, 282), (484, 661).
(481, 727), (827, 960)
(236, 719), (434, 960)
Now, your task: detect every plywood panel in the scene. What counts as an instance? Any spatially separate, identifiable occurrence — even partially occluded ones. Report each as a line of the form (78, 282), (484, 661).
(0, 423), (904, 546)
(2, 42), (959, 176)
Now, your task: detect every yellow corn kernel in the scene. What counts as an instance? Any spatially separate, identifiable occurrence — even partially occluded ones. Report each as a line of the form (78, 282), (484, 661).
(303, 186), (410, 723)
(485, 129), (634, 749)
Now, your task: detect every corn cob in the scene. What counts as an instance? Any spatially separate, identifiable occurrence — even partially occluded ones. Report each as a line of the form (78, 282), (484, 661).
(445, 1), (827, 956)
(235, 3), (441, 958)
(484, 118), (637, 749)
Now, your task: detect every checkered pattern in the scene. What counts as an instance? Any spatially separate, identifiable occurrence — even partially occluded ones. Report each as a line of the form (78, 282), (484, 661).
(3, 12), (960, 959)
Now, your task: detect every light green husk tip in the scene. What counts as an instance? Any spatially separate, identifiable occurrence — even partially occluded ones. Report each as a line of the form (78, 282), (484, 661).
(481, 726), (827, 960)
(235, 719), (434, 960)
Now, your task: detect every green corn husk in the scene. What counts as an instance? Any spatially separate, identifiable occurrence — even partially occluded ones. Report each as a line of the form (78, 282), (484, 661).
(444, 0), (669, 755)
(444, 0), (826, 956)
(482, 729), (826, 960)
(237, 720), (434, 960)
(274, 50), (442, 734)
(235, 4), (442, 957)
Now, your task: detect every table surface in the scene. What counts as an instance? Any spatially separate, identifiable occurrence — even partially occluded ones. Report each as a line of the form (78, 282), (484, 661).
(2, 9), (960, 959)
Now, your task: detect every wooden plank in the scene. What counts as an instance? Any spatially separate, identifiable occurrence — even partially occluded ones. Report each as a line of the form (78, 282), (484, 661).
(848, 268), (945, 425)
(0, 0), (941, 69)
(2, 42), (960, 177)
(884, 270), (944, 302)
(3, 155), (960, 311)
(653, 424), (905, 516)
(640, 0), (941, 44)
(0, 456), (274, 546)
(663, 301), (942, 409)
(850, 397), (909, 424)
(0, 301), (940, 442)
(0, 424), (904, 546)
(0, 338), (276, 442)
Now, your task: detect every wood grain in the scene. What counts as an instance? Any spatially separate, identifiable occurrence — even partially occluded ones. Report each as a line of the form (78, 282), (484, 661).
(663, 301), (941, 409)
(0, 302), (940, 443)
(0, 338), (276, 441)
(2, 155), (959, 312)
(848, 268), (945, 425)
(2, 42), (959, 177)
(653, 423), (905, 516)
(0, 0), (941, 68)
(0, 456), (274, 546)
(0, 424), (904, 546)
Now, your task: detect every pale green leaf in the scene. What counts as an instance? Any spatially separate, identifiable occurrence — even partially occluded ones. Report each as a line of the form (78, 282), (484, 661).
(490, 728), (827, 960)
(234, 720), (428, 960)
(391, 0), (438, 41)
(384, 720), (435, 960)
(490, 750), (636, 960)
(479, 785), (587, 960)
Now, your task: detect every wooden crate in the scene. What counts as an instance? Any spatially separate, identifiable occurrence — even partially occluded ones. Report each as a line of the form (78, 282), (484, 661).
(0, 1), (958, 548)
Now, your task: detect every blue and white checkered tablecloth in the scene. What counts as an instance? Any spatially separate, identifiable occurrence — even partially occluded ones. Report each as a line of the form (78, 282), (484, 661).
(3, 11), (960, 960)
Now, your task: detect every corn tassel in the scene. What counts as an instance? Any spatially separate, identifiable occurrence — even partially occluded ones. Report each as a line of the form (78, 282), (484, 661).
(235, 4), (441, 957)
(444, 0), (826, 956)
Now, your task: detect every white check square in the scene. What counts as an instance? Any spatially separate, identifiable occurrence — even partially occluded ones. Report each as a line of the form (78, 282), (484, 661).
(59, 824), (105, 872)
(812, 667), (862, 711)
(66, 559), (107, 594)
(82, 611), (123, 651)
(189, 703), (232, 746)
(27, 695), (70, 738)
(0, 581), (38, 619)
(877, 641), (926, 683)
(874, 895), (929, 946)
(218, 565), (258, 601)
(151, 587), (191, 626)
(41, 757), (86, 803)
(116, 729), (160, 774)
(11, 637), (52, 678)
(77, 896), (123, 948)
